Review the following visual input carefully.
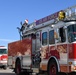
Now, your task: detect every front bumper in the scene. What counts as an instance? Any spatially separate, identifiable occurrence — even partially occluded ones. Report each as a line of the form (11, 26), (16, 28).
(0, 61), (7, 67)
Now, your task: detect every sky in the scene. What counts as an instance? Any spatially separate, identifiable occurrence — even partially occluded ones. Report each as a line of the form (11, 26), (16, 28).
(0, 0), (76, 47)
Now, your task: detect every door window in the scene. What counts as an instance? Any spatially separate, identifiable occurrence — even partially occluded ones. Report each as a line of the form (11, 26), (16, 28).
(49, 30), (55, 44)
(42, 32), (47, 45)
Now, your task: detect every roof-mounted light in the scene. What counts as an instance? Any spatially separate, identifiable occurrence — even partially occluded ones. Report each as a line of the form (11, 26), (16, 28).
(58, 11), (65, 20)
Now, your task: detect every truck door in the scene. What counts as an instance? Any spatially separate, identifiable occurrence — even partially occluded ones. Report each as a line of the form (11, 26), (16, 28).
(32, 31), (41, 68)
(32, 31), (41, 54)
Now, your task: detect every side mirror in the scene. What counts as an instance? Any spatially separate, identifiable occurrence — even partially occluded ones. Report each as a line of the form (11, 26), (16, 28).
(55, 37), (61, 43)
(64, 26), (67, 29)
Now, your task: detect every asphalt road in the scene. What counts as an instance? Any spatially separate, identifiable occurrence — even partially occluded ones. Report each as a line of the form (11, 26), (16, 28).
(0, 68), (47, 75)
(0, 68), (70, 75)
(0, 68), (15, 75)
(0, 68), (38, 75)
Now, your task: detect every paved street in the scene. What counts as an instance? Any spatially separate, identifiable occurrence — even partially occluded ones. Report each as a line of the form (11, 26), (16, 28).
(0, 68), (30, 75)
(0, 68), (47, 75)
(0, 68), (38, 75)
(0, 68), (15, 75)
(0, 68), (69, 75)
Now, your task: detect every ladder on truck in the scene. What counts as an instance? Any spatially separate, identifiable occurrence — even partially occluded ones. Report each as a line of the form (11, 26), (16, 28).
(64, 5), (76, 19)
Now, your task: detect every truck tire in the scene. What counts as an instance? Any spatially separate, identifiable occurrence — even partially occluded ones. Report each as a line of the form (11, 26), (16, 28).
(48, 59), (58, 75)
(3, 66), (7, 70)
(15, 60), (21, 75)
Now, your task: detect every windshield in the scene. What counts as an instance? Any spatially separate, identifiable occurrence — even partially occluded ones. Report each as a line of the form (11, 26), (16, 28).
(0, 49), (7, 54)
(68, 24), (76, 43)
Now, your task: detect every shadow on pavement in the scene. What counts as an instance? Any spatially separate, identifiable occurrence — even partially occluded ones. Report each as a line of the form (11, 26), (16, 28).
(0, 72), (30, 75)
(68, 72), (76, 75)
(57, 72), (67, 75)
(0, 73), (15, 75)
(19, 71), (31, 75)
(57, 72), (76, 75)
(1, 71), (76, 75)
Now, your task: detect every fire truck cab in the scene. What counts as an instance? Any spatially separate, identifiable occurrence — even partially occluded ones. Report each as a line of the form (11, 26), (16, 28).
(8, 5), (76, 75)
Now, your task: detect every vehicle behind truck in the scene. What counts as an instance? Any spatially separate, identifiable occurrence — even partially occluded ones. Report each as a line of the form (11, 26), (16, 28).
(0, 46), (8, 69)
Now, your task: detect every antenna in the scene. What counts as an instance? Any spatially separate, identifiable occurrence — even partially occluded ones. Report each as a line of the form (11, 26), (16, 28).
(20, 21), (23, 26)
(17, 21), (23, 40)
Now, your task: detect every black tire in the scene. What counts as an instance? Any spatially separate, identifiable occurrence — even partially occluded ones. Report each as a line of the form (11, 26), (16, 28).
(3, 66), (7, 70)
(68, 72), (76, 75)
(48, 59), (58, 75)
(57, 72), (67, 75)
(19, 71), (30, 75)
(15, 60), (21, 75)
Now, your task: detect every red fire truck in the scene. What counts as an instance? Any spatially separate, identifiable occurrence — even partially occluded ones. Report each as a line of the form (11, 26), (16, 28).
(0, 46), (8, 69)
(8, 5), (76, 75)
